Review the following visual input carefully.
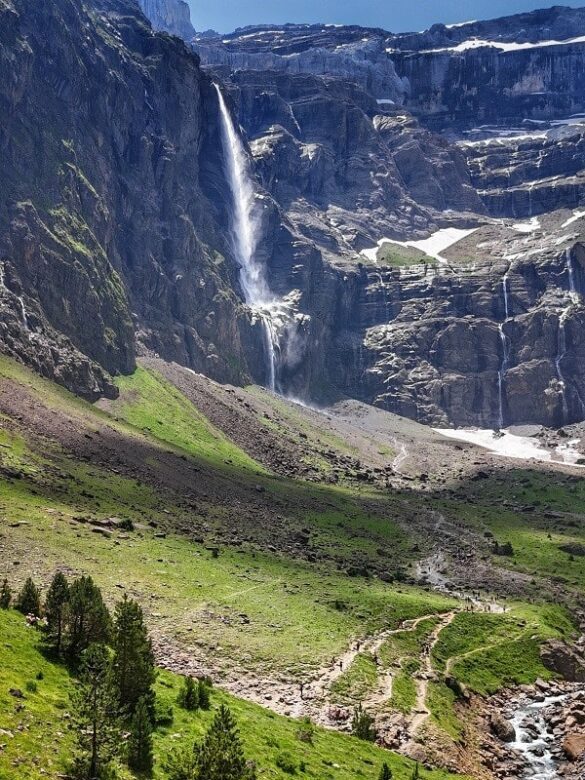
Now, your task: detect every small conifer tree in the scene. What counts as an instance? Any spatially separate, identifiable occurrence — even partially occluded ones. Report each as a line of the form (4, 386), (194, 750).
(178, 676), (200, 711)
(0, 578), (11, 609)
(71, 643), (120, 780)
(15, 577), (41, 616)
(195, 705), (256, 780)
(66, 576), (111, 661)
(197, 678), (211, 710)
(43, 571), (70, 655)
(111, 594), (155, 717)
(379, 763), (393, 780)
(128, 695), (154, 775)
(351, 704), (377, 742)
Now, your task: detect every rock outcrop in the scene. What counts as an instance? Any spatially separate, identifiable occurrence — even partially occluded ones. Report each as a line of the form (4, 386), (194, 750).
(138, 0), (195, 39)
(3, 0), (585, 428)
(0, 0), (271, 396)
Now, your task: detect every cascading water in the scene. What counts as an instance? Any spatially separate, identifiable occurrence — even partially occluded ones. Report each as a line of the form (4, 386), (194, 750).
(554, 250), (582, 423)
(0, 260), (30, 332)
(509, 693), (570, 780)
(566, 248), (578, 301)
(497, 269), (511, 429)
(213, 83), (278, 391)
(555, 306), (570, 423)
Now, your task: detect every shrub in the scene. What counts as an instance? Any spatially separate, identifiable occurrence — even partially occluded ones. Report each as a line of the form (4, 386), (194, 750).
(154, 699), (174, 726)
(296, 717), (314, 744)
(275, 752), (297, 775)
(177, 676), (199, 711)
(351, 704), (377, 742)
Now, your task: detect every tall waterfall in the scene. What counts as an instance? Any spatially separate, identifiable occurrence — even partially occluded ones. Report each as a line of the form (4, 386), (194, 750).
(213, 83), (278, 390)
(497, 269), (511, 429)
(555, 306), (570, 423)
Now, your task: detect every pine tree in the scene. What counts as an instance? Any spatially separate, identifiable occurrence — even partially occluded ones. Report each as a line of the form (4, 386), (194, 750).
(15, 577), (41, 616)
(66, 576), (111, 661)
(379, 763), (393, 780)
(195, 704), (256, 780)
(197, 678), (211, 710)
(43, 571), (70, 656)
(128, 695), (154, 775)
(164, 743), (197, 780)
(111, 594), (155, 717)
(0, 578), (11, 609)
(351, 704), (377, 742)
(178, 676), (199, 711)
(71, 643), (120, 780)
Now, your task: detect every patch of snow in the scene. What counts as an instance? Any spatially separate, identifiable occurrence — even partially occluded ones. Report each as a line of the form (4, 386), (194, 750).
(460, 132), (548, 147)
(512, 217), (540, 233)
(561, 210), (585, 228)
(445, 20), (477, 29)
(418, 34), (585, 55)
(361, 228), (477, 264)
(433, 428), (585, 467)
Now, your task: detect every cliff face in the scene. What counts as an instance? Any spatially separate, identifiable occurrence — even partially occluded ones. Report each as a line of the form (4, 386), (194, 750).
(138, 0), (194, 39)
(0, 0), (268, 397)
(388, 7), (585, 130)
(2, 0), (585, 429)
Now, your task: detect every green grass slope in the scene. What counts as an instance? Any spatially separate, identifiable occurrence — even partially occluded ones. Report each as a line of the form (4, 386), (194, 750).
(0, 609), (467, 780)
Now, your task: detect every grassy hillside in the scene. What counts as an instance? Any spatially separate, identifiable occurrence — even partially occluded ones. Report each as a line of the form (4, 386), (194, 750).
(0, 609), (467, 780)
(0, 354), (582, 775)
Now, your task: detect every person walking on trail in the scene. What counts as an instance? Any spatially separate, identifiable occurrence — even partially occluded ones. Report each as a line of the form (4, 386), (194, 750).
(339, 660), (343, 671)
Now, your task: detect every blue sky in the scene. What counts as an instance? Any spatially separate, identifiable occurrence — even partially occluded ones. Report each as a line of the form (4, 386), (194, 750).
(189, 1), (585, 34)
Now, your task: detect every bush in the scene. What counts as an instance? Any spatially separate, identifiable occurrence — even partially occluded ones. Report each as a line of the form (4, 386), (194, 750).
(177, 676), (199, 711)
(296, 717), (314, 744)
(275, 752), (297, 774)
(154, 699), (174, 726)
(351, 704), (377, 742)
(197, 678), (211, 710)
(25, 680), (38, 693)
(119, 518), (134, 532)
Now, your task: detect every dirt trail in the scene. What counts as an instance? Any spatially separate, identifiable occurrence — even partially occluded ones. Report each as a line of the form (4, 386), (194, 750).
(153, 573), (506, 750)
(406, 611), (456, 736)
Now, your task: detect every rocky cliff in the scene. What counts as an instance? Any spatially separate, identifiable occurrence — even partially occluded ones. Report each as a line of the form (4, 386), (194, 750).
(138, 0), (194, 39)
(0, 0), (277, 397)
(2, 0), (585, 429)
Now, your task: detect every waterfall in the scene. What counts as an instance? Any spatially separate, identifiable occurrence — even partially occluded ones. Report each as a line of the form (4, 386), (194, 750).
(555, 306), (570, 424)
(213, 83), (278, 390)
(502, 269), (511, 319)
(497, 269), (511, 428)
(0, 261), (30, 332)
(566, 248), (579, 302)
(497, 324), (510, 430)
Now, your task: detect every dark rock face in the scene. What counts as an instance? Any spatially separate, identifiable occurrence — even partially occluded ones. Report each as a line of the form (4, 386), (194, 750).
(461, 125), (585, 219)
(197, 31), (406, 103)
(389, 7), (585, 130)
(223, 70), (482, 260)
(0, 0), (268, 396)
(541, 640), (585, 683)
(3, 0), (585, 429)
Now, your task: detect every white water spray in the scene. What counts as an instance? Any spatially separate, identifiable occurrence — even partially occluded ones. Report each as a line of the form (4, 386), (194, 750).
(497, 269), (511, 428)
(0, 261), (30, 331)
(566, 248), (579, 301)
(555, 305), (571, 423)
(213, 83), (278, 390)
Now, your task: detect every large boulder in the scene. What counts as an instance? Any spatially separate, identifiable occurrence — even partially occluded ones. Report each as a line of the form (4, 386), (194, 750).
(490, 712), (516, 743)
